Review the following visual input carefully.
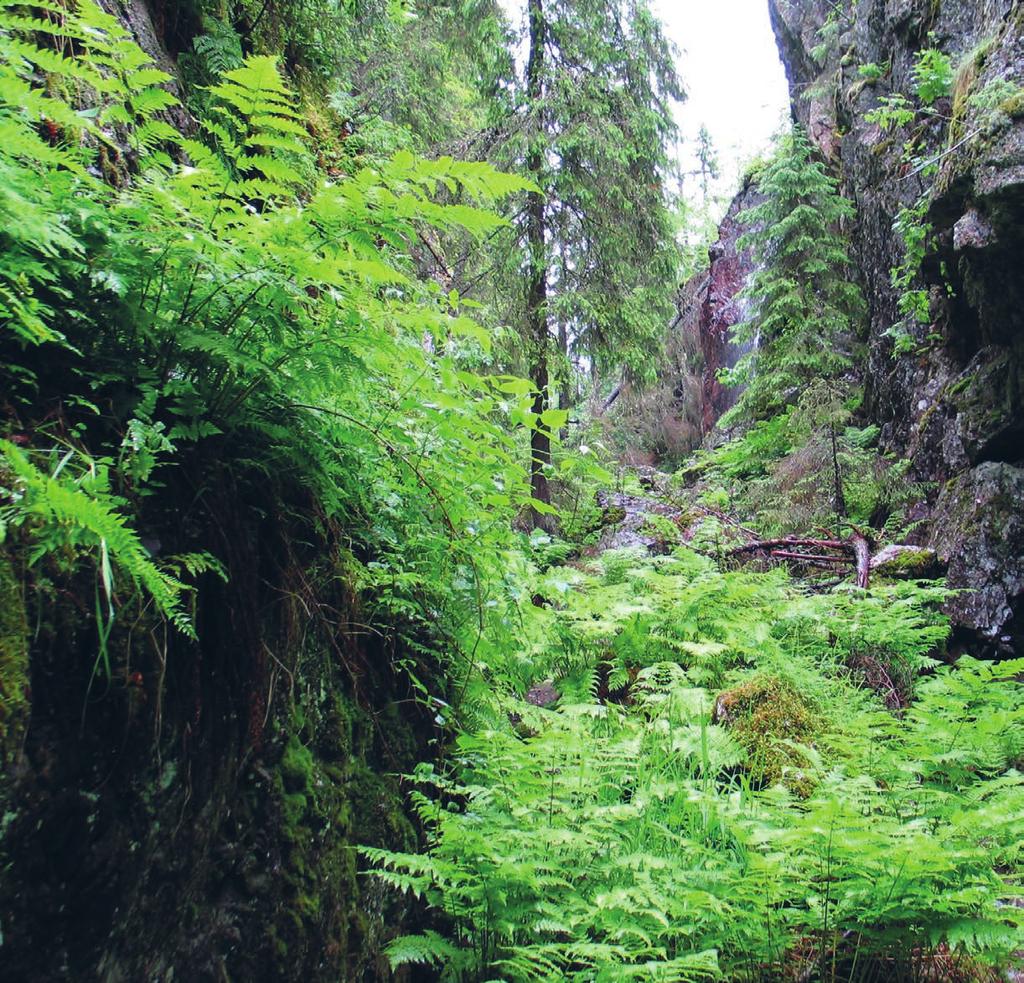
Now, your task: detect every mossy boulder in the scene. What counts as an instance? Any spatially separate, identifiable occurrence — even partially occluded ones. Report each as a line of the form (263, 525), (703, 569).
(870, 544), (940, 579)
(714, 675), (818, 794)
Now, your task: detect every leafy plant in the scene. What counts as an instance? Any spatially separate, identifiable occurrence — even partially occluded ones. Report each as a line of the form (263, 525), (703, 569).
(0, 439), (193, 678)
(913, 45), (954, 106)
(368, 548), (1024, 980)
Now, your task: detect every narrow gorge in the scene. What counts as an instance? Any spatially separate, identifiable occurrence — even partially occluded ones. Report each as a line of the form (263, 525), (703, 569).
(0, 0), (1021, 980)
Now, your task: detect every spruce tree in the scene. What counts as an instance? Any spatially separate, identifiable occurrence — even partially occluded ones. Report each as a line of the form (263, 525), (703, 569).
(722, 127), (865, 423)
(511, 0), (682, 521)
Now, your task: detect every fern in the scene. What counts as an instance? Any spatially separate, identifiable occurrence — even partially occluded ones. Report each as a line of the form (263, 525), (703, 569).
(367, 545), (1024, 979)
(0, 441), (192, 638)
(384, 930), (463, 969)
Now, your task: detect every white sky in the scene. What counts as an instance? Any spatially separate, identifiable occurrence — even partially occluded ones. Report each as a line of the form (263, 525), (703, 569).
(497, 0), (791, 203)
(651, 0), (791, 199)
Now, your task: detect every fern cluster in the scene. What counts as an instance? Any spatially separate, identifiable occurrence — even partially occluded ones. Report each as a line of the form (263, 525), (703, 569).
(0, 3), (543, 685)
(368, 547), (1024, 980)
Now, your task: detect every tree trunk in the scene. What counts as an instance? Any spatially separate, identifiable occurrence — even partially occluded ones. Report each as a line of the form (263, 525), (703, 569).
(526, 0), (553, 529)
(557, 316), (571, 412)
(830, 422), (846, 524)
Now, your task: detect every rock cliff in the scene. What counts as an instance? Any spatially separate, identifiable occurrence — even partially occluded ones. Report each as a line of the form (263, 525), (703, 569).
(686, 179), (766, 433)
(692, 0), (1023, 653)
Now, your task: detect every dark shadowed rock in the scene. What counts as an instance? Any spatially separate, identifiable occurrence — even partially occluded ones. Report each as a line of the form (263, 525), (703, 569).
(930, 462), (1024, 652)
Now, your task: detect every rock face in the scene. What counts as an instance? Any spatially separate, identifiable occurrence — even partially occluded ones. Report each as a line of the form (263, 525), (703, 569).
(931, 462), (1024, 654)
(678, 177), (766, 433)
(754, 0), (1023, 650)
(696, 178), (765, 431)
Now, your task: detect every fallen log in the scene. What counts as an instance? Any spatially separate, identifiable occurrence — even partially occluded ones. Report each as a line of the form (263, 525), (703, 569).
(730, 533), (873, 588)
(769, 551), (852, 564)
(730, 537), (848, 555)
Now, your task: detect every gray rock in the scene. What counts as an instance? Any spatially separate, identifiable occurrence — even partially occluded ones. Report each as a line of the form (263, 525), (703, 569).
(930, 462), (1024, 652)
(944, 347), (1024, 465)
(759, 0), (1024, 659)
(953, 209), (997, 251)
(870, 545), (940, 577)
(524, 680), (560, 708)
(594, 489), (686, 553)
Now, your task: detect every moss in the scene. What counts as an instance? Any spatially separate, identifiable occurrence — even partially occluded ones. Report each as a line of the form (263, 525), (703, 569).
(0, 554), (29, 766)
(1001, 89), (1024, 119)
(318, 692), (354, 761)
(281, 734), (314, 793)
(870, 136), (895, 157)
(945, 373), (975, 399)
(716, 675), (818, 795)
(883, 550), (933, 574)
(260, 682), (422, 980)
(347, 761), (416, 850)
(873, 547), (939, 580)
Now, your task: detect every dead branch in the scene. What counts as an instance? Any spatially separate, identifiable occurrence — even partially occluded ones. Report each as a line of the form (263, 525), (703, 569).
(731, 533), (872, 588)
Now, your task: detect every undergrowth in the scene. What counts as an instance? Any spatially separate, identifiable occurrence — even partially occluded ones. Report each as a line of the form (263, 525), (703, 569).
(367, 547), (1024, 981)
(2, 5), (1022, 981)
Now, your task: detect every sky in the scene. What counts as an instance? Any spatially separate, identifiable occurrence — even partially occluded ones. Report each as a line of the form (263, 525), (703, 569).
(497, 0), (791, 203)
(651, 0), (791, 198)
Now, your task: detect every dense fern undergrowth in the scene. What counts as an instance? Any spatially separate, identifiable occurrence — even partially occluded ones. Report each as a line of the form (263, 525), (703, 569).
(369, 538), (1024, 981)
(0, 1), (1022, 981)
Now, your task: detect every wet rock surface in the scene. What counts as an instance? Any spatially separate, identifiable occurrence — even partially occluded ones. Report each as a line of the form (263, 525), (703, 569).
(930, 461), (1024, 654)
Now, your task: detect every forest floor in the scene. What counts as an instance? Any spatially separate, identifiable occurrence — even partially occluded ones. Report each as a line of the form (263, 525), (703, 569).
(368, 464), (1024, 981)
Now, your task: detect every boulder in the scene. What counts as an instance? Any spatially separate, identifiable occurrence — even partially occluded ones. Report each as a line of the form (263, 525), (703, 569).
(930, 462), (1024, 652)
(870, 544), (940, 578)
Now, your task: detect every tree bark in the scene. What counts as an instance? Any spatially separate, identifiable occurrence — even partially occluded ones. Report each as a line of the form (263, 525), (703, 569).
(830, 421), (846, 525)
(526, 0), (553, 529)
(850, 529), (871, 589)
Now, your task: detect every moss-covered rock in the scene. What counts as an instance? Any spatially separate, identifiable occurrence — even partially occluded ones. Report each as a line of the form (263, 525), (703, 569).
(870, 544), (941, 579)
(930, 461), (1024, 653)
(714, 675), (818, 795)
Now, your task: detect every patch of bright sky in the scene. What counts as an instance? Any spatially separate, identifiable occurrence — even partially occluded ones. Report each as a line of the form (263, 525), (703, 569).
(652, 0), (791, 203)
(497, 0), (791, 206)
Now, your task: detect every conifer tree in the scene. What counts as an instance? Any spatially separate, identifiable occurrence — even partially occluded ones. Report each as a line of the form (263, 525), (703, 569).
(510, 0), (682, 521)
(722, 127), (864, 423)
